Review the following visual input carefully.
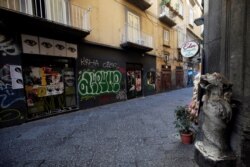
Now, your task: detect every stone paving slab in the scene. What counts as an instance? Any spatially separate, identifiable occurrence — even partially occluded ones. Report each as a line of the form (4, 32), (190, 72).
(0, 88), (198, 167)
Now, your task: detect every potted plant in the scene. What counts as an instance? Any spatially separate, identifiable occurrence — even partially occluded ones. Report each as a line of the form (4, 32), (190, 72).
(174, 105), (194, 144)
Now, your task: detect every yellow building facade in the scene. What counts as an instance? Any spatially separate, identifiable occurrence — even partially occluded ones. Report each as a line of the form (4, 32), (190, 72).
(0, 0), (202, 126)
(73, 0), (203, 91)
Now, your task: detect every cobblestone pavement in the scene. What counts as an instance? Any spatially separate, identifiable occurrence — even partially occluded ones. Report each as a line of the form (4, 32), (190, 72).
(0, 87), (198, 167)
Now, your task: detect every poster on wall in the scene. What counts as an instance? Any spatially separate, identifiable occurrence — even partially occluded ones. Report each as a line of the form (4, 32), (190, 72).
(21, 34), (39, 54)
(135, 70), (142, 92)
(146, 71), (156, 91)
(64, 68), (76, 107)
(0, 64), (11, 89)
(54, 40), (66, 57)
(24, 66), (64, 110)
(39, 37), (54, 55)
(0, 64), (23, 90)
(0, 33), (21, 57)
(24, 66), (64, 97)
(10, 65), (23, 89)
(66, 43), (77, 58)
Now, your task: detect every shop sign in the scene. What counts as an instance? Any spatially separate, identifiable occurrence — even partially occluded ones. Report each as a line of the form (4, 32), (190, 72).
(181, 41), (199, 58)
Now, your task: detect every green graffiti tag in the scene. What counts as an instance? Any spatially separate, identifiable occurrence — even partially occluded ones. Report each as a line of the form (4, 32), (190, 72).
(78, 70), (122, 96)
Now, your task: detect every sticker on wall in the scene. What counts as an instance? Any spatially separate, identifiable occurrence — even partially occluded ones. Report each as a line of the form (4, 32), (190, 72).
(54, 40), (66, 57)
(66, 43), (77, 58)
(39, 37), (54, 55)
(11, 78), (23, 89)
(0, 64), (11, 89)
(0, 33), (21, 56)
(10, 65), (23, 89)
(21, 34), (39, 54)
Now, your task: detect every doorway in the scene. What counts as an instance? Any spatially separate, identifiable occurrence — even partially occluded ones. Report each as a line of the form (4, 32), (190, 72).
(126, 63), (142, 99)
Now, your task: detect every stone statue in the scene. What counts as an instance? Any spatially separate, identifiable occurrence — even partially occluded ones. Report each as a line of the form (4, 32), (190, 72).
(195, 72), (234, 160)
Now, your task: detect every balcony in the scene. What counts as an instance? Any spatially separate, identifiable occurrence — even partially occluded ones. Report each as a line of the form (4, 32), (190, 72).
(126, 0), (152, 10)
(0, 0), (91, 40)
(121, 24), (153, 52)
(159, 6), (176, 27)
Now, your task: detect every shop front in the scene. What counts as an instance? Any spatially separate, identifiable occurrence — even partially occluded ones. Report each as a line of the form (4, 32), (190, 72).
(21, 34), (79, 120)
(0, 31), (79, 127)
(77, 43), (156, 109)
(22, 55), (77, 119)
(0, 2), (90, 127)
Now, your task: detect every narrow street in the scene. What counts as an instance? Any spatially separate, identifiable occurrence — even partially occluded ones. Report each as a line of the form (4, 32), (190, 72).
(0, 87), (197, 167)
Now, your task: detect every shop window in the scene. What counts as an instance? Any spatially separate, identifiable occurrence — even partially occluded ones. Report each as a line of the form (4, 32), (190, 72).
(22, 55), (77, 119)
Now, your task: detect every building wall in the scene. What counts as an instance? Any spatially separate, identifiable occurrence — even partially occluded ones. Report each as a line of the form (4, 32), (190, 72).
(77, 43), (156, 109)
(204, 0), (250, 166)
(0, 31), (27, 128)
(73, 0), (203, 90)
(0, 0), (202, 127)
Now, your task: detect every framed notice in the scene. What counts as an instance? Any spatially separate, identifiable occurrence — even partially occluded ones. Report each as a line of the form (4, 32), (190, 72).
(21, 34), (39, 54)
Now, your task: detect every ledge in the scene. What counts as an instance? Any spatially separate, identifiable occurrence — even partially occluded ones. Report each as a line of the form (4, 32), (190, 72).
(120, 41), (153, 53)
(126, 0), (152, 10)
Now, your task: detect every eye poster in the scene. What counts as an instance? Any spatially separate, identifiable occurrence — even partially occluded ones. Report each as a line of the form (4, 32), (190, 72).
(54, 40), (66, 57)
(39, 37), (54, 55)
(21, 34), (39, 54)
(10, 65), (23, 89)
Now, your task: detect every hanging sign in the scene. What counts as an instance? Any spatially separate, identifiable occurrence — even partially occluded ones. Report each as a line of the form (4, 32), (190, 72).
(181, 41), (199, 58)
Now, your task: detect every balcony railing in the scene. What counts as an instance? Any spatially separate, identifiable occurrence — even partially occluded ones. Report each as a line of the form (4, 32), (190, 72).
(0, 0), (91, 32)
(121, 24), (153, 51)
(159, 5), (176, 27)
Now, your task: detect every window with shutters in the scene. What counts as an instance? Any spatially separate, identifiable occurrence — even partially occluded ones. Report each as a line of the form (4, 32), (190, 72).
(127, 11), (141, 44)
(189, 8), (194, 26)
(178, 0), (183, 16)
(163, 29), (170, 46)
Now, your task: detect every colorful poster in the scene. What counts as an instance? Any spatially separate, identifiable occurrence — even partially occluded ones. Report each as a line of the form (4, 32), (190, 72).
(24, 66), (64, 97)
(135, 70), (142, 92)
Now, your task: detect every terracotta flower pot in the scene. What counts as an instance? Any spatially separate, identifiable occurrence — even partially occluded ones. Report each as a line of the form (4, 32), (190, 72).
(180, 132), (193, 144)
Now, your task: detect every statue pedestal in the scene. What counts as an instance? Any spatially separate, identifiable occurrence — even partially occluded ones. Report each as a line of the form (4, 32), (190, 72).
(194, 143), (236, 167)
